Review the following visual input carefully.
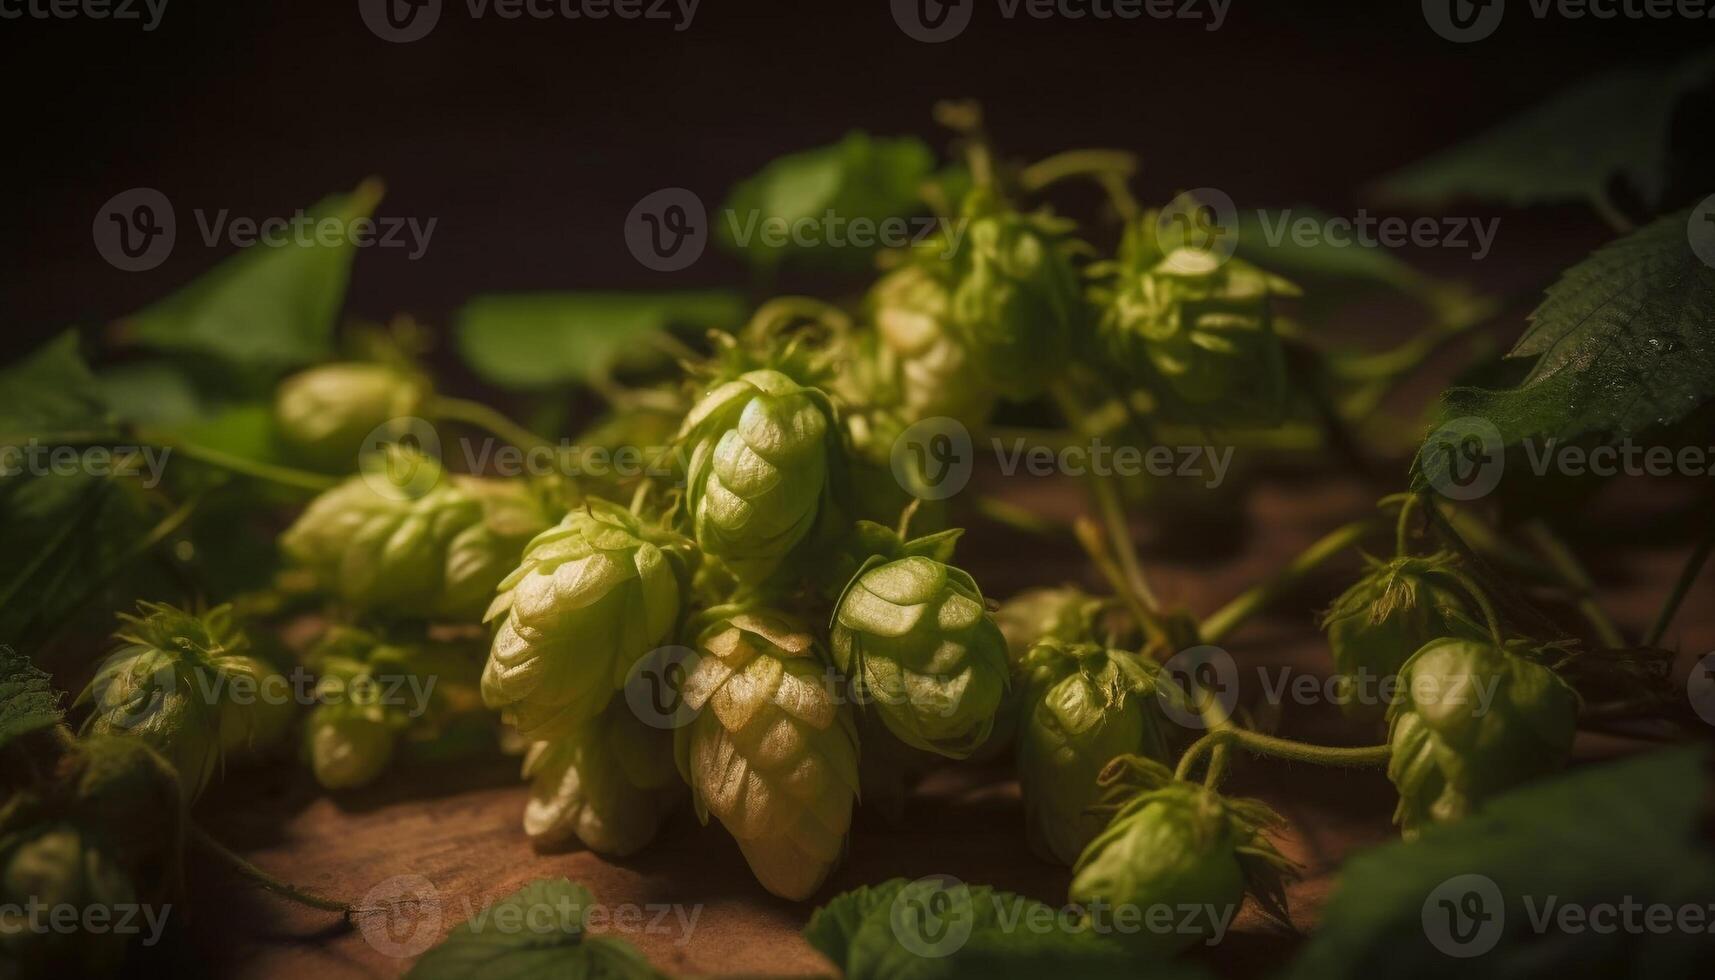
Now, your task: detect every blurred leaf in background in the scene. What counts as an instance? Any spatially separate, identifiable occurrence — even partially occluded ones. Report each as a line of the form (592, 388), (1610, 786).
(1288, 747), (1715, 979)
(455, 291), (743, 389)
(1374, 50), (1715, 210)
(719, 132), (936, 272)
(119, 180), (384, 370)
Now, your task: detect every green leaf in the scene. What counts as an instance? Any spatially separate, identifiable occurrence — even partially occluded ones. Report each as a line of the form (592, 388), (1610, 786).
(804, 877), (1202, 980)
(0, 645), (64, 750)
(121, 181), (384, 369)
(0, 331), (117, 445)
(406, 878), (662, 979)
(1375, 52), (1715, 209)
(97, 361), (206, 428)
(1234, 208), (1436, 296)
(0, 334), (152, 645)
(1424, 208), (1715, 454)
(719, 132), (936, 271)
(455, 291), (743, 389)
(1287, 748), (1715, 979)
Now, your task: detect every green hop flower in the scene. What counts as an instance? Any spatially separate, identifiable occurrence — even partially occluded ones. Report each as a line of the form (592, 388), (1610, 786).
(274, 361), (427, 471)
(69, 735), (185, 893)
(677, 613), (859, 900)
(79, 603), (287, 802)
(302, 654), (405, 790)
(1387, 637), (1579, 839)
(1018, 642), (1173, 866)
(1321, 553), (1481, 715)
(831, 553), (1008, 759)
(995, 587), (1099, 662)
(521, 700), (681, 857)
(679, 369), (837, 584)
(870, 265), (996, 423)
(481, 500), (686, 741)
(1096, 220), (1298, 424)
(1070, 756), (1295, 957)
(280, 468), (554, 621)
(300, 626), (481, 790)
(947, 194), (1082, 397)
(0, 825), (137, 979)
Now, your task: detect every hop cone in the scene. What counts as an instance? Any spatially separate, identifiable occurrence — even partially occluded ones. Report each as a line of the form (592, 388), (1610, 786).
(679, 369), (836, 584)
(1070, 756), (1295, 956)
(870, 264), (995, 423)
(1098, 221), (1297, 423)
(0, 825), (137, 979)
(948, 196), (1081, 397)
(481, 500), (685, 741)
(1387, 637), (1579, 838)
(1321, 553), (1479, 715)
(1018, 642), (1173, 865)
(274, 361), (427, 471)
(280, 469), (553, 621)
(831, 555), (1008, 758)
(522, 700), (682, 856)
(676, 613), (859, 900)
(80, 603), (287, 802)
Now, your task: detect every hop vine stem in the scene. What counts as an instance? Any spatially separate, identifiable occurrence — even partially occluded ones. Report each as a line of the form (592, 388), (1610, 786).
(428, 395), (554, 453)
(192, 827), (353, 916)
(1201, 517), (1383, 645)
(1645, 500), (1715, 648)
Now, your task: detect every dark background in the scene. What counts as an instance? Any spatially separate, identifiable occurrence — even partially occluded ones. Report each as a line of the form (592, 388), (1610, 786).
(0, 0), (1706, 363)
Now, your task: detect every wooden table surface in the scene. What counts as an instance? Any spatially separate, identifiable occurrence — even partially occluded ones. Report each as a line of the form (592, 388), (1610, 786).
(177, 465), (1715, 978)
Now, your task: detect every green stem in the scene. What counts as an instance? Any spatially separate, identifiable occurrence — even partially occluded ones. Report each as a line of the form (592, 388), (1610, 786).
(1645, 509), (1715, 648)
(1017, 149), (1138, 192)
(140, 436), (336, 492)
(1074, 517), (1167, 649)
(428, 395), (553, 453)
(1089, 473), (1160, 613)
(974, 495), (1065, 537)
(1446, 568), (1507, 649)
(1225, 729), (1391, 768)
(1201, 518), (1380, 644)
(192, 827), (351, 916)
(1395, 494), (1421, 556)
(1521, 520), (1626, 650)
